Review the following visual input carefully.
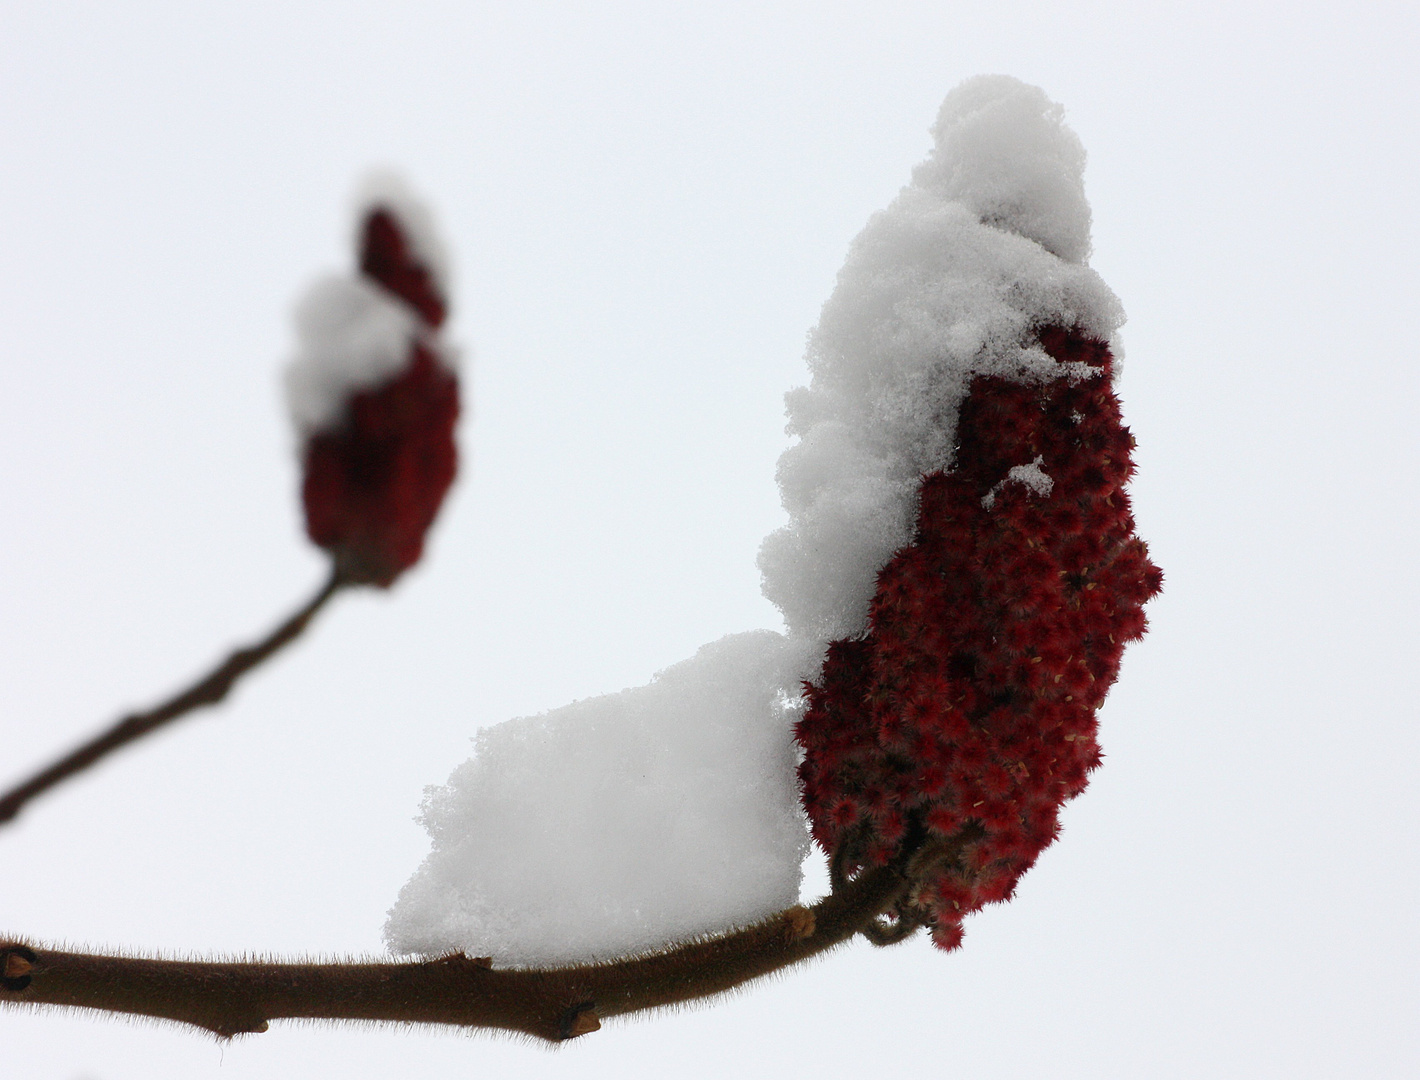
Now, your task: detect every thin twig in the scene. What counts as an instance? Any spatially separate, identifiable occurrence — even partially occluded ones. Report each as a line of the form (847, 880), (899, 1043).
(0, 568), (347, 827)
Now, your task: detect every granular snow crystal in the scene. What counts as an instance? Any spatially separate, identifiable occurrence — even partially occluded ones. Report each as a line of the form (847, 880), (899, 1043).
(387, 75), (1159, 963)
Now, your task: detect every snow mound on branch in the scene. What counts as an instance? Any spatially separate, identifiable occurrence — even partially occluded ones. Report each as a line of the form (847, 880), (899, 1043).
(387, 75), (1119, 964)
(384, 632), (813, 966)
(759, 74), (1121, 641)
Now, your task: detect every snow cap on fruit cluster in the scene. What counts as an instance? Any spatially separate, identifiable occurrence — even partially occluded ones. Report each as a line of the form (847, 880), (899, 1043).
(786, 77), (1161, 952)
(759, 74), (1122, 646)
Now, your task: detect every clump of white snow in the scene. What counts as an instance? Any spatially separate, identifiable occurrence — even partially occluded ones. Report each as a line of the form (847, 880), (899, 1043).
(285, 172), (451, 434)
(387, 75), (1121, 966)
(917, 75), (1092, 263)
(759, 74), (1121, 640)
(285, 276), (421, 433)
(385, 632), (812, 966)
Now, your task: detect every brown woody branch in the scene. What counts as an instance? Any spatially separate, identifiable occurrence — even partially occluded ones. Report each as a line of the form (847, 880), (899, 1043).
(0, 568), (347, 827)
(0, 834), (968, 1042)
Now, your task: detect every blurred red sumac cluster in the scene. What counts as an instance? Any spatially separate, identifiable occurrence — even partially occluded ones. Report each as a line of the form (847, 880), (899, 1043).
(300, 208), (459, 587)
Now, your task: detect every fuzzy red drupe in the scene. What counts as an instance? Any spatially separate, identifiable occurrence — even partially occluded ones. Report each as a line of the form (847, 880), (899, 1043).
(796, 327), (1162, 949)
(300, 208), (459, 587)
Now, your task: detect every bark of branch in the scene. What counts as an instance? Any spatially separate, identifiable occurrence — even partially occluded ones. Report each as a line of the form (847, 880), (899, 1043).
(0, 568), (347, 827)
(0, 836), (969, 1043)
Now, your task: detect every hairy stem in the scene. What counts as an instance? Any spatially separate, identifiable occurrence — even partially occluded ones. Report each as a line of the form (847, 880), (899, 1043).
(0, 868), (895, 1041)
(0, 568), (346, 827)
(0, 835), (972, 1042)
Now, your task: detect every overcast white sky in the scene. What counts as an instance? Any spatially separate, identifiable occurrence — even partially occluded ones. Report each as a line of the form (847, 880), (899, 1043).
(2, 2), (1416, 1077)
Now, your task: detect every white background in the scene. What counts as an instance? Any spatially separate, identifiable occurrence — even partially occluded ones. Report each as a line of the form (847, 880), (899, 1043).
(1, 2), (1416, 1077)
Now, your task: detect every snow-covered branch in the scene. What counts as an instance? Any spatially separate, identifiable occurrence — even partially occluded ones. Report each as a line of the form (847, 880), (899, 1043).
(1, 831), (974, 1042)
(0, 75), (1159, 1042)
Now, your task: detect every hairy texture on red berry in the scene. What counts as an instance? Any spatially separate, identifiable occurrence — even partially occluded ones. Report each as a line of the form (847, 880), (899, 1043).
(797, 326), (1161, 949)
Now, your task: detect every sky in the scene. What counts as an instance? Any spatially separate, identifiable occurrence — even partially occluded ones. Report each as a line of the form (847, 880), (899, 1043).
(1, 2), (1417, 1078)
